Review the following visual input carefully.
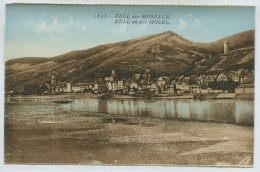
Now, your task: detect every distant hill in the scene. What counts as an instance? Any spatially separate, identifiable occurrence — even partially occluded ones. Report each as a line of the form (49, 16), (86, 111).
(5, 29), (255, 91)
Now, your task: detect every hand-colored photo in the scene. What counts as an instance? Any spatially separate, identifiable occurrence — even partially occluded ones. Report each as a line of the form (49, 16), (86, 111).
(4, 4), (255, 166)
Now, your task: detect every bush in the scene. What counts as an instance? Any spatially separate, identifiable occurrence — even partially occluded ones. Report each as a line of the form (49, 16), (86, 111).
(208, 81), (239, 90)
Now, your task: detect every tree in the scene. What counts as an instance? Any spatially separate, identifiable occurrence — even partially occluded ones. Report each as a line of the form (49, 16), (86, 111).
(208, 81), (239, 92)
(22, 84), (48, 95)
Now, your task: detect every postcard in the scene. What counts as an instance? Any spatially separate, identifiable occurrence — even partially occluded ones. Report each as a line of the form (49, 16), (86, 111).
(4, 4), (255, 167)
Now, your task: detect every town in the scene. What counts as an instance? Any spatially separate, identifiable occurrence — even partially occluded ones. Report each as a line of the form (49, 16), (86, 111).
(7, 40), (254, 98)
(24, 68), (253, 97)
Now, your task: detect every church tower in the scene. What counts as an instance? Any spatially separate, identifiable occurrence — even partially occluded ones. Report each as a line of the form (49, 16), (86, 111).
(51, 71), (56, 86)
(50, 71), (57, 93)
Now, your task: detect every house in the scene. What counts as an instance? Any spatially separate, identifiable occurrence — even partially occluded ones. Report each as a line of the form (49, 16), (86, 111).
(133, 73), (141, 81)
(217, 72), (228, 82)
(240, 70), (254, 84)
(118, 80), (124, 90)
(70, 82), (95, 93)
(165, 84), (174, 95)
(125, 73), (142, 94)
(164, 76), (178, 94)
(131, 74), (142, 88)
(229, 70), (243, 83)
(183, 77), (190, 85)
(175, 84), (190, 93)
(157, 76), (167, 87)
(55, 82), (68, 93)
(148, 81), (157, 93)
(129, 80), (138, 89)
(235, 84), (254, 94)
(66, 83), (72, 92)
(72, 86), (81, 93)
(156, 76), (169, 92)
(140, 72), (150, 85)
(94, 82), (99, 93)
(175, 75), (190, 93)
(204, 75), (216, 86)
(196, 75), (205, 86)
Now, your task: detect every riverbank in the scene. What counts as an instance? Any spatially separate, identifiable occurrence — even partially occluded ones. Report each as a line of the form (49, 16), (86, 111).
(6, 92), (254, 100)
(5, 111), (254, 166)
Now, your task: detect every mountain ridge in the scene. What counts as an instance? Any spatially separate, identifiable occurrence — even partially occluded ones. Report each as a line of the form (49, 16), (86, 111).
(5, 29), (255, 91)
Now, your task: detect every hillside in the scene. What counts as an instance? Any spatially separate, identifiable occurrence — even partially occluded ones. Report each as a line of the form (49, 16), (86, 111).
(5, 30), (255, 91)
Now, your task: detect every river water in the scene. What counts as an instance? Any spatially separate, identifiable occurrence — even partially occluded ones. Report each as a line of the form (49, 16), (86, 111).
(5, 97), (254, 126)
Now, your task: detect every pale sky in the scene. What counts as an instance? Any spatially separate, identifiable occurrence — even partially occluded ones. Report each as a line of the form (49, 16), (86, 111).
(5, 4), (255, 60)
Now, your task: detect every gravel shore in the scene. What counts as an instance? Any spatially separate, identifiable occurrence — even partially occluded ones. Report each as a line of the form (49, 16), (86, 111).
(4, 111), (254, 166)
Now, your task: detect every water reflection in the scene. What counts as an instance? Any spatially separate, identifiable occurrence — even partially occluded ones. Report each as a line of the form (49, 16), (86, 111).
(5, 97), (254, 126)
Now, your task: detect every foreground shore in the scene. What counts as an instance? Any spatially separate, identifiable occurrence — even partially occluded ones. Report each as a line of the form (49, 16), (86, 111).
(5, 110), (253, 166)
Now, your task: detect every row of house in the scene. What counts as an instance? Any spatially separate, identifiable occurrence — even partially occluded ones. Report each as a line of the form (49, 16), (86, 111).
(215, 70), (254, 83)
(48, 69), (254, 95)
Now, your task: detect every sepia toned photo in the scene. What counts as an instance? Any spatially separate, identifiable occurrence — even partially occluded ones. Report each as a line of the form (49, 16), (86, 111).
(4, 4), (255, 167)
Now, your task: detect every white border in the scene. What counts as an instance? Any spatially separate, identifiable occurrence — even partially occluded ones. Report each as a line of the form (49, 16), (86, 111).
(0, 0), (259, 172)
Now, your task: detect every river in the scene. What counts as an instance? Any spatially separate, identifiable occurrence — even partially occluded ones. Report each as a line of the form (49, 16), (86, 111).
(5, 97), (254, 126)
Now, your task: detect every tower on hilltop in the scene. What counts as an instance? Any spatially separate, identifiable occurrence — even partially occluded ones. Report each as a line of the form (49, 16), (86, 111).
(224, 40), (229, 54)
